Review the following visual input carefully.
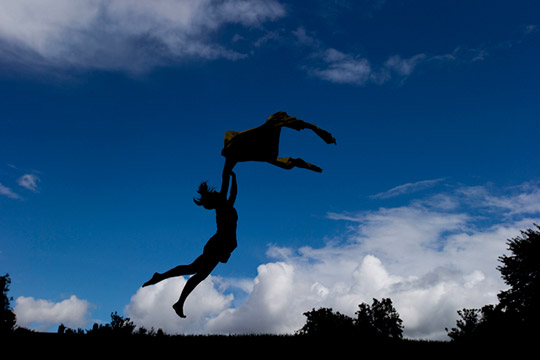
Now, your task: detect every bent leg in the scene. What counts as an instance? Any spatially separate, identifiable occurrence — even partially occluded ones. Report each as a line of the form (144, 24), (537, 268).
(142, 255), (205, 287)
(173, 256), (220, 318)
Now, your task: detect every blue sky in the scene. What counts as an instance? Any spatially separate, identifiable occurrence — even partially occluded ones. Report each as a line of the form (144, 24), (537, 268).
(1, 0), (539, 339)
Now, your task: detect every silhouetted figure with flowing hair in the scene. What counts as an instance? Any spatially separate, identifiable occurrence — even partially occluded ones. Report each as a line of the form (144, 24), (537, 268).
(142, 169), (238, 318)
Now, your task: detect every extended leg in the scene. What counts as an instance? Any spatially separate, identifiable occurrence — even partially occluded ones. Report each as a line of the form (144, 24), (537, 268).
(172, 256), (220, 318)
(281, 119), (336, 145)
(142, 255), (204, 287)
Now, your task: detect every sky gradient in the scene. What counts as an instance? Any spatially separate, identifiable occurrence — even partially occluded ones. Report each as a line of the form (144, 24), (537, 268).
(1, 0), (539, 339)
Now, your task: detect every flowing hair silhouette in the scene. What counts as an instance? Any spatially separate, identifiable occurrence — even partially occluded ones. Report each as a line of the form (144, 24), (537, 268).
(142, 170), (238, 318)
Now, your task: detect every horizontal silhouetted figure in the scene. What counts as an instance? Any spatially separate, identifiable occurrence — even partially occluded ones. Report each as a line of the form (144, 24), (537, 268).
(221, 111), (336, 174)
(143, 171), (238, 318)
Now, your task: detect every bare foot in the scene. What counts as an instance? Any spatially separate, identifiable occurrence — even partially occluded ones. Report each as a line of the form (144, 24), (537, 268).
(172, 303), (186, 318)
(142, 273), (162, 287)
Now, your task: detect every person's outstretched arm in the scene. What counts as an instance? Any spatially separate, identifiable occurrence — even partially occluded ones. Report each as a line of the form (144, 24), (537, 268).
(228, 171), (237, 205)
(220, 158), (236, 197)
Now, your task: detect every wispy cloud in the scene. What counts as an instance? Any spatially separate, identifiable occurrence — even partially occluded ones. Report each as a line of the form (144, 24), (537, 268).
(524, 24), (538, 35)
(295, 20), (540, 86)
(304, 47), (426, 86)
(0, 0), (286, 74)
(310, 48), (372, 85)
(292, 25), (429, 86)
(370, 178), (445, 199)
(0, 183), (21, 199)
(17, 173), (40, 192)
(456, 182), (540, 216)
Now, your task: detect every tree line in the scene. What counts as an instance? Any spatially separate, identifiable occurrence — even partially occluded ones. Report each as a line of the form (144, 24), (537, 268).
(2, 225), (539, 341)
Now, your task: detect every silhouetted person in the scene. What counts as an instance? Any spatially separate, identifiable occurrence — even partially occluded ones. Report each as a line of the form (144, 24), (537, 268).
(221, 111), (336, 173)
(143, 170), (238, 318)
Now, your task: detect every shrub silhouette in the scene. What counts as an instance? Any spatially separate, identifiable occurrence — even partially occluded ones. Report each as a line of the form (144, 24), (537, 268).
(84, 312), (139, 336)
(298, 298), (403, 340)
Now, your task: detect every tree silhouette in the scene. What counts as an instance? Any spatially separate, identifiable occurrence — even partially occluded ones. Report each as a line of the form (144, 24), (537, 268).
(497, 225), (540, 329)
(110, 311), (136, 335)
(1, 274), (16, 334)
(297, 298), (403, 340)
(446, 308), (485, 342)
(297, 307), (355, 336)
(448, 225), (540, 341)
(355, 298), (403, 340)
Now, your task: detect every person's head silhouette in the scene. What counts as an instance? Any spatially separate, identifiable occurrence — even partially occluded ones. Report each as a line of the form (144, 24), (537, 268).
(193, 181), (225, 210)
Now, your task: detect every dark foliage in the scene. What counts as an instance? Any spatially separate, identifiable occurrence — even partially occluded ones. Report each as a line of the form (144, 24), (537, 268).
(447, 225), (540, 342)
(58, 311), (163, 337)
(355, 297), (403, 339)
(497, 225), (540, 326)
(297, 307), (356, 336)
(298, 298), (403, 340)
(1, 274), (17, 334)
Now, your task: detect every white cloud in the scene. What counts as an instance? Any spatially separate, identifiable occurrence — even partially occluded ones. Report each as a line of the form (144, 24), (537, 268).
(381, 53), (427, 77)
(0, 183), (21, 199)
(297, 22), (536, 86)
(205, 262), (302, 334)
(17, 174), (40, 192)
(370, 178), (445, 199)
(311, 49), (372, 85)
(14, 295), (93, 331)
(0, 0), (285, 73)
(292, 27), (319, 47)
(306, 47), (427, 86)
(125, 276), (234, 334)
(125, 181), (540, 340)
(481, 183), (540, 215)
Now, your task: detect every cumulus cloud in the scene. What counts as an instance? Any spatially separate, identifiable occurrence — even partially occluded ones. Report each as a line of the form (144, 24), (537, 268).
(0, 0), (286, 73)
(17, 173), (40, 192)
(14, 295), (93, 331)
(125, 180), (540, 340)
(125, 276), (234, 334)
(205, 262), (301, 334)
